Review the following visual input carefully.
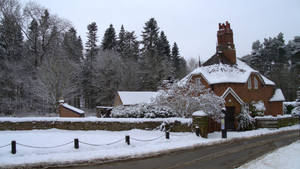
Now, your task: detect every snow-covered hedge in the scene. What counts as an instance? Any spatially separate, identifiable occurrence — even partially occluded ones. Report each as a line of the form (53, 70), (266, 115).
(111, 104), (177, 118)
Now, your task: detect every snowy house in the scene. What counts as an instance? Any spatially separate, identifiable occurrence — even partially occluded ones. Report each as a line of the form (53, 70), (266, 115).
(180, 21), (285, 130)
(114, 91), (158, 106)
(59, 100), (85, 117)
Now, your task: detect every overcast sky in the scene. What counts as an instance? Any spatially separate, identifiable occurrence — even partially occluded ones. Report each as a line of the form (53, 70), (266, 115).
(20, 0), (300, 62)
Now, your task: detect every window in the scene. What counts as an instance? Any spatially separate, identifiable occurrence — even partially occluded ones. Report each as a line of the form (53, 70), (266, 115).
(248, 77), (252, 89)
(196, 78), (201, 86)
(254, 77), (258, 89)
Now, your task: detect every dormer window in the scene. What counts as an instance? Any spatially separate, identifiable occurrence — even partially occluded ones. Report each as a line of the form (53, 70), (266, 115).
(248, 77), (252, 89)
(254, 77), (258, 89)
(196, 78), (201, 86)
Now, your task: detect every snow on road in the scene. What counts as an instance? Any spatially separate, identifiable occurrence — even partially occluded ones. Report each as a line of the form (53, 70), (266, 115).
(238, 140), (300, 169)
(0, 125), (299, 167)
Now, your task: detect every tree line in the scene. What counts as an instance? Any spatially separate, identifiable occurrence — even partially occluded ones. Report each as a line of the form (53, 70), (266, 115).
(241, 33), (300, 100)
(0, 0), (187, 115)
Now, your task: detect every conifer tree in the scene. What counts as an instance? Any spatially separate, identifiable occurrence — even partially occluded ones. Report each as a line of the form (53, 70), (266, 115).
(171, 42), (187, 79)
(139, 18), (164, 90)
(102, 24), (117, 51)
(117, 25), (126, 54)
(82, 22), (98, 108)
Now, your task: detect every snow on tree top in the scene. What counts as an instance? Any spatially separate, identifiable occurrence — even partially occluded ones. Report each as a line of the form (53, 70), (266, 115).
(118, 91), (158, 105)
(269, 89), (285, 102)
(179, 59), (275, 85)
(192, 110), (207, 117)
(62, 103), (85, 114)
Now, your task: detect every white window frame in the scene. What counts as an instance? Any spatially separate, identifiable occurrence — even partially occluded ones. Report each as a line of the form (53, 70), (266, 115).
(254, 77), (258, 89)
(196, 78), (201, 86)
(248, 77), (252, 89)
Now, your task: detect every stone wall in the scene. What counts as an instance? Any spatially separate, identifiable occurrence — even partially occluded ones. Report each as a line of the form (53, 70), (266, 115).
(0, 119), (192, 132)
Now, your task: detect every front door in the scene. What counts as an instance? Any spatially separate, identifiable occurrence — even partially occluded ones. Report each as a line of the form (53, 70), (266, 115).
(225, 106), (235, 130)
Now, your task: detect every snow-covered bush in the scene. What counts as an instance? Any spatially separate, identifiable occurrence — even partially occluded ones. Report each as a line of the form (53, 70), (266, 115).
(237, 108), (255, 131)
(284, 102), (299, 114)
(291, 107), (300, 117)
(111, 104), (177, 118)
(155, 81), (225, 122)
(250, 101), (265, 117)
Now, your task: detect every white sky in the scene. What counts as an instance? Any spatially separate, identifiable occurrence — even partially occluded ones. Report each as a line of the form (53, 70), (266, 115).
(20, 0), (300, 62)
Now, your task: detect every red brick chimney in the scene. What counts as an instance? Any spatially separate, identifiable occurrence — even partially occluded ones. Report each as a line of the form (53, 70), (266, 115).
(216, 21), (236, 64)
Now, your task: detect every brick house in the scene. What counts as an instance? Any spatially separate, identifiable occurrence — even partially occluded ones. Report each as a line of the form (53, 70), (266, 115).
(180, 21), (285, 130)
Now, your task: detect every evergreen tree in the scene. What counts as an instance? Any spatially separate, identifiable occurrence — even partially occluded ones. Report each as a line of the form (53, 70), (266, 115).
(139, 18), (163, 90)
(101, 24), (117, 50)
(82, 22), (99, 108)
(171, 42), (187, 79)
(63, 27), (83, 63)
(157, 31), (172, 79)
(117, 25), (126, 54)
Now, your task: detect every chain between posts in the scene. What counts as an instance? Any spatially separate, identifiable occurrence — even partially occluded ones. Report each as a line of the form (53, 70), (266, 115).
(79, 138), (124, 147)
(0, 144), (10, 149)
(16, 141), (73, 149)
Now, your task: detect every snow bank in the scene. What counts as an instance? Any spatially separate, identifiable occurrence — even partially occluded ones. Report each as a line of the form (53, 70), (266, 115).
(0, 117), (192, 124)
(238, 141), (300, 169)
(0, 125), (298, 167)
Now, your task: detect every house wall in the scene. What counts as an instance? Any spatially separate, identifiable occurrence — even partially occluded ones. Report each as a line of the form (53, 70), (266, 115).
(267, 101), (283, 116)
(59, 105), (84, 118)
(113, 94), (123, 107)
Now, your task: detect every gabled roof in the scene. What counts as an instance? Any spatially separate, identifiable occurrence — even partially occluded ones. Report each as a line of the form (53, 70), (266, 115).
(117, 91), (158, 105)
(221, 87), (244, 105)
(269, 89), (285, 102)
(179, 59), (275, 86)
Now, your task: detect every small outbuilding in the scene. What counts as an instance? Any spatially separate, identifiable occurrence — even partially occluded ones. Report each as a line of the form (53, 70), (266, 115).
(59, 100), (85, 117)
(114, 91), (158, 106)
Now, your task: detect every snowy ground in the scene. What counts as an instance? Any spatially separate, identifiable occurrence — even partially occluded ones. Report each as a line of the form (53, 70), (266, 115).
(0, 125), (299, 167)
(238, 140), (300, 169)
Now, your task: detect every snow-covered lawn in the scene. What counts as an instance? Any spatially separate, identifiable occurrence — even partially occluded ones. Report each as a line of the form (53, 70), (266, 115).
(0, 125), (299, 167)
(238, 140), (300, 169)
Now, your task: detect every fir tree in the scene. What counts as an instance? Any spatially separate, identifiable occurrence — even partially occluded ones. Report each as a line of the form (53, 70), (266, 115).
(102, 24), (117, 51)
(63, 27), (83, 63)
(171, 42), (187, 79)
(117, 25), (126, 54)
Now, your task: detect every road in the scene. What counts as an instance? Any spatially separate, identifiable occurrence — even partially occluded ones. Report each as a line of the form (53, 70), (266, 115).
(53, 130), (299, 169)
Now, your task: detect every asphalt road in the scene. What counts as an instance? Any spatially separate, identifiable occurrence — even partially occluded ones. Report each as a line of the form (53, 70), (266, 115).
(54, 130), (299, 169)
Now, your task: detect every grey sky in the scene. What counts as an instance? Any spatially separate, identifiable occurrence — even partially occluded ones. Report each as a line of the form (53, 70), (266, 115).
(20, 0), (300, 62)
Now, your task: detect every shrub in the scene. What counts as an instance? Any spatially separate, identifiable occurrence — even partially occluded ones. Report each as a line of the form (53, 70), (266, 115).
(111, 104), (177, 118)
(237, 108), (255, 131)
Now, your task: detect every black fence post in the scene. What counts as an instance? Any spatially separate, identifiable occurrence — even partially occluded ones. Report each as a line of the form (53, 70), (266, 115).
(11, 140), (16, 154)
(166, 131), (170, 139)
(74, 138), (79, 149)
(125, 135), (130, 145)
(195, 126), (200, 137)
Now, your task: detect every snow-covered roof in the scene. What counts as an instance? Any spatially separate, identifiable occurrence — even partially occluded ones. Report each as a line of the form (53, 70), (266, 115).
(269, 89), (285, 102)
(180, 59), (275, 86)
(62, 103), (85, 114)
(192, 111), (207, 117)
(118, 91), (158, 105)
